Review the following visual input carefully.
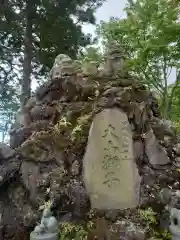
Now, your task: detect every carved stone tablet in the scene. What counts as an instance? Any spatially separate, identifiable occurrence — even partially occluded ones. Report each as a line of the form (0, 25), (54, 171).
(83, 108), (141, 210)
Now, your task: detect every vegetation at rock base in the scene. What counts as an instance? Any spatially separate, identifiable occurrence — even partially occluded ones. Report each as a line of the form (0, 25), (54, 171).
(139, 207), (171, 240)
(59, 210), (96, 239)
(59, 222), (89, 240)
(57, 208), (172, 239)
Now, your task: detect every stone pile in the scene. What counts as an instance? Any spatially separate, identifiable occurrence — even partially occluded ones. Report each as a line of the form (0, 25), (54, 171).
(0, 43), (180, 239)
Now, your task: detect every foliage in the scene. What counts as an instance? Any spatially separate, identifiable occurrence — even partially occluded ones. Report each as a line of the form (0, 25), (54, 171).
(139, 207), (157, 228)
(96, 0), (180, 118)
(0, 0), (105, 137)
(1, 0), (105, 78)
(0, 86), (20, 142)
(77, 45), (104, 66)
(173, 121), (180, 134)
(167, 82), (180, 132)
(153, 229), (171, 240)
(59, 210), (95, 239)
(59, 222), (88, 240)
(59, 220), (94, 240)
(71, 114), (93, 142)
(139, 208), (171, 240)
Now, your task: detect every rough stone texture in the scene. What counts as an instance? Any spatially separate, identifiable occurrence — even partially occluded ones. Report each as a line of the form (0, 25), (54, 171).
(0, 143), (16, 159)
(87, 217), (146, 240)
(144, 129), (171, 168)
(83, 108), (141, 209)
(1, 43), (180, 239)
(81, 61), (98, 76)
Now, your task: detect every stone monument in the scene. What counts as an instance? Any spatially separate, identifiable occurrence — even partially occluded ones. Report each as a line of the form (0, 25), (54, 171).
(30, 203), (58, 240)
(83, 108), (141, 210)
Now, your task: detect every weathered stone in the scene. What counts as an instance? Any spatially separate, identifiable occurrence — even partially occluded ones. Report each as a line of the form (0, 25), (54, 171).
(109, 220), (146, 240)
(173, 157), (180, 168)
(87, 217), (109, 239)
(29, 120), (54, 132)
(105, 210), (119, 221)
(11, 110), (24, 129)
(0, 155), (21, 187)
(71, 160), (80, 176)
(30, 104), (58, 122)
(49, 54), (76, 79)
(9, 127), (32, 149)
(163, 135), (174, 147)
(168, 190), (180, 209)
(97, 96), (116, 108)
(102, 87), (123, 97)
(66, 181), (89, 218)
(81, 61), (98, 76)
(20, 161), (40, 204)
(173, 143), (180, 156)
(53, 54), (72, 66)
(51, 62), (76, 78)
(103, 41), (127, 77)
(79, 82), (97, 100)
(0, 143), (16, 159)
(133, 140), (145, 165)
(158, 188), (172, 205)
(151, 118), (176, 140)
(130, 102), (149, 133)
(83, 108), (141, 210)
(144, 129), (171, 168)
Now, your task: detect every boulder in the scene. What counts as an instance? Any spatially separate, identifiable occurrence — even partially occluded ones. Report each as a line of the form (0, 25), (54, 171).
(144, 129), (171, 168)
(0, 143), (16, 159)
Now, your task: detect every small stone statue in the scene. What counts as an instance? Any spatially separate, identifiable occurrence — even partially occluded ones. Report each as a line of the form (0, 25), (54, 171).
(30, 203), (58, 240)
(169, 208), (180, 240)
(50, 54), (76, 79)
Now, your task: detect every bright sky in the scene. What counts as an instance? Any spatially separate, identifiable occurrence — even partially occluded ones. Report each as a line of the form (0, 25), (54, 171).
(82, 0), (127, 35)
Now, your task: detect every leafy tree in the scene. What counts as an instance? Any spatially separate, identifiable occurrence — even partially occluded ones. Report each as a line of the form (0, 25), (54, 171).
(78, 45), (103, 65)
(96, 0), (180, 118)
(0, 0), (105, 111)
(167, 78), (180, 132)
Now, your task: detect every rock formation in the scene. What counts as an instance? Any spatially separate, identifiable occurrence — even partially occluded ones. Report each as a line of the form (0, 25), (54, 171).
(0, 43), (180, 239)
